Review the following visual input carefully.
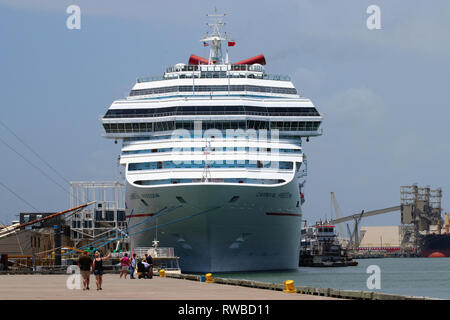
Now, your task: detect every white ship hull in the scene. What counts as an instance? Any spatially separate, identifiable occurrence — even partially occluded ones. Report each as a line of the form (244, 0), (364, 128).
(126, 178), (302, 272)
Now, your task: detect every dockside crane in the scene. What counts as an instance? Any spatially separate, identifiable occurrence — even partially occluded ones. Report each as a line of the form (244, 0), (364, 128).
(331, 205), (401, 250)
(331, 192), (345, 239)
(346, 224), (353, 249)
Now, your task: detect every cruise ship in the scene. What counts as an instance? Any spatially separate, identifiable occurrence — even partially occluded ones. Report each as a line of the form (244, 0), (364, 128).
(100, 13), (323, 272)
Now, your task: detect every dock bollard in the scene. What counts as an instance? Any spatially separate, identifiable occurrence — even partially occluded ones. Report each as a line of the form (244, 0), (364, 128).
(159, 269), (166, 278)
(205, 273), (214, 283)
(283, 280), (297, 293)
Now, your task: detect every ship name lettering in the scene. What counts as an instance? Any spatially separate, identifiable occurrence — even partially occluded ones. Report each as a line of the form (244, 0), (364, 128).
(256, 192), (276, 198)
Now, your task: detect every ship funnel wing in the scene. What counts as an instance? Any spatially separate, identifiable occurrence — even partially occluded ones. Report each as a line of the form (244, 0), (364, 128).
(234, 54), (266, 65)
(188, 54), (209, 65)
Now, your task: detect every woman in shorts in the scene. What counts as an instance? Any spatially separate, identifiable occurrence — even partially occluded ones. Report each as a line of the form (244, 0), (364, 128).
(92, 251), (110, 290)
(119, 253), (130, 279)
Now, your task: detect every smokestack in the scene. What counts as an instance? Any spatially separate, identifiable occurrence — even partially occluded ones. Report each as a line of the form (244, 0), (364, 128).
(233, 54), (266, 65)
(188, 54), (209, 65)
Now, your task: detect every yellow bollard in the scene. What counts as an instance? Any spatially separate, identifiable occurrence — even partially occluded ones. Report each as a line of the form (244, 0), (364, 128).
(159, 269), (166, 277)
(205, 273), (214, 283)
(283, 280), (297, 293)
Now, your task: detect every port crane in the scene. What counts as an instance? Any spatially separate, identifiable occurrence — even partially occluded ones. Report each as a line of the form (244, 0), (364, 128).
(329, 193), (401, 248)
(330, 192), (345, 239)
(344, 210), (364, 249)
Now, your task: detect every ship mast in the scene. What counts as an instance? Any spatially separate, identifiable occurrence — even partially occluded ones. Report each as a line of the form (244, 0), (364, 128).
(201, 9), (233, 64)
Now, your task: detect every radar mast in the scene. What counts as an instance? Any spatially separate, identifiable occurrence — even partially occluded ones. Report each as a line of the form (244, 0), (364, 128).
(201, 8), (233, 64)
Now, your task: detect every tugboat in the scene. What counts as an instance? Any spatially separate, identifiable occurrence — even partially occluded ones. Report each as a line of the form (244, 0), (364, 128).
(299, 221), (357, 267)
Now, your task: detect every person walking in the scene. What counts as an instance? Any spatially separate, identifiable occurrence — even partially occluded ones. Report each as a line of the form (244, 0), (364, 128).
(129, 253), (137, 279)
(78, 251), (92, 290)
(119, 253), (130, 279)
(92, 251), (110, 290)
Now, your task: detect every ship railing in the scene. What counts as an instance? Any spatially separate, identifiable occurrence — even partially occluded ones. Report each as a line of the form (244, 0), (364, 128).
(136, 72), (291, 83)
(127, 167), (294, 173)
(137, 76), (165, 83)
(101, 129), (322, 136)
(133, 247), (176, 258)
(103, 111), (320, 119)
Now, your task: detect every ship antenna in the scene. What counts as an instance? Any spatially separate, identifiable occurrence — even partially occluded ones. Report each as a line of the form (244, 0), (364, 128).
(202, 9), (232, 64)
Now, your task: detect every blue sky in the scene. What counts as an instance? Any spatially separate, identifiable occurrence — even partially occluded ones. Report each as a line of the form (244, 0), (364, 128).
(1, 0), (450, 230)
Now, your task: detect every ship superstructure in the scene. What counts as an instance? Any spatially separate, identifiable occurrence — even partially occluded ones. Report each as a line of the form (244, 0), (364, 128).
(100, 12), (323, 272)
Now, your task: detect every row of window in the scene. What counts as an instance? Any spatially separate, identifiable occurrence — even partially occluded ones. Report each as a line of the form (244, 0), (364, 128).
(317, 227), (335, 233)
(71, 211), (127, 225)
(95, 210), (126, 221)
(165, 64), (261, 73)
(129, 85), (297, 97)
(198, 71), (227, 78)
(134, 178), (284, 186)
(141, 72), (289, 82)
(104, 106), (319, 118)
(103, 121), (321, 133)
(128, 160), (294, 171)
(123, 147), (301, 155)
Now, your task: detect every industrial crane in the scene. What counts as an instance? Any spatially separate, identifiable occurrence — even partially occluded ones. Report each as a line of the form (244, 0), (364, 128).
(329, 192), (401, 249)
(345, 210), (365, 249)
(331, 192), (345, 239)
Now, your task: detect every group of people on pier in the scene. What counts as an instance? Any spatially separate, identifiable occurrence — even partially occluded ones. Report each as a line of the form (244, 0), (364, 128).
(77, 250), (153, 290)
(119, 252), (153, 279)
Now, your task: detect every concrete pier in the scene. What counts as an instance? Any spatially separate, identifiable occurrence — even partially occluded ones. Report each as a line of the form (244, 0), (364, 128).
(0, 274), (340, 300)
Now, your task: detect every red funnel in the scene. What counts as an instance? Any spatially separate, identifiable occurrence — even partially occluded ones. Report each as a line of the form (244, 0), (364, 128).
(234, 54), (266, 65)
(188, 54), (209, 65)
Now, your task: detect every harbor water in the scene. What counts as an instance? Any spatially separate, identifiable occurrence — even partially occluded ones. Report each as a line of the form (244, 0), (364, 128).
(215, 258), (450, 299)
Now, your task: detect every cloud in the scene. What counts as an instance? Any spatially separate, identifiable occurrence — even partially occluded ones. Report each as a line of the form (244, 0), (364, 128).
(292, 66), (326, 97)
(268, 1), (450, 63)
(324, 87), (386, 129)
(356, 11), (450, 60)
